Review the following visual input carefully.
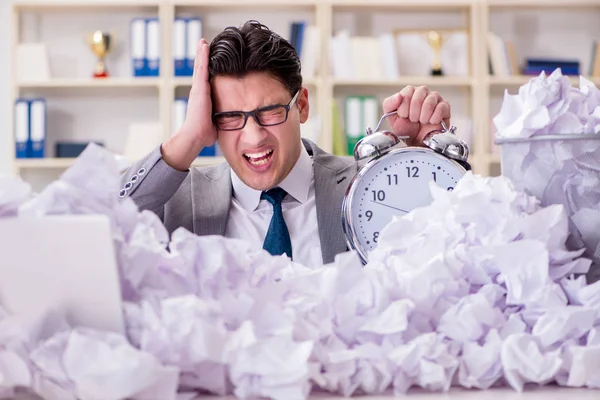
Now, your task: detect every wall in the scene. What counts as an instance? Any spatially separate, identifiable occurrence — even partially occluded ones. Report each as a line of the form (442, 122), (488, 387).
(0, 0), (10, 176)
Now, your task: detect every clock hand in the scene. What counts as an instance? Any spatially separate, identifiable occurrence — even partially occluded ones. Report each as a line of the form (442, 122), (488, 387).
(370, 201), (409, 213)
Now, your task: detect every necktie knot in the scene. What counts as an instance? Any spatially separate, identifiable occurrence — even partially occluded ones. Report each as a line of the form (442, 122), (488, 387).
(261, 187), (288, 206)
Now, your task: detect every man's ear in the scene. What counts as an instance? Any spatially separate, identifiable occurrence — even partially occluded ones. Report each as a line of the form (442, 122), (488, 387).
(297, 87), (310, 123)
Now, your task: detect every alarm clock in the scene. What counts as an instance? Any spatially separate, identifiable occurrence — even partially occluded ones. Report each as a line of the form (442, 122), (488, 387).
(341, 111), (470, 265)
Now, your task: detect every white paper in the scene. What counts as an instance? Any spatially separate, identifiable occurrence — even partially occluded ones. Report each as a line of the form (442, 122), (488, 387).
(0, 142), (600, 398)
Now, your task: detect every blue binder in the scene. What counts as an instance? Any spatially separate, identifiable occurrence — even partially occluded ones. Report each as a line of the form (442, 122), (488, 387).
(173, 18), (187, 76)
(185, 17), (202, 76)
(198, 145), (216, 157)
(130, 18), (147, 77)
(146, 17), (160, 76)
(29, 98), (46, 158)
(14, 99), (29, 159)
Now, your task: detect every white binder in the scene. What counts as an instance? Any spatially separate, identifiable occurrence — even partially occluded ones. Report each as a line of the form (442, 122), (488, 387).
(172, 98), (188, 135)
(130, 18), (146, 76)
(146, 18), (161, 76)
(173, 18), (187, 76)
(14, 99), (29, 158)
(29, 99), (46, 158)
(186, 18), (202, 75)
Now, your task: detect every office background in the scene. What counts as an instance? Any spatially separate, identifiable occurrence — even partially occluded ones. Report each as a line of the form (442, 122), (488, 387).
(1, 1), (10, 176)
(2, 0), (599, 192)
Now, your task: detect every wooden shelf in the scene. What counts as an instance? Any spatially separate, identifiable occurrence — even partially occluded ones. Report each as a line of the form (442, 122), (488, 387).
(17, 78), (162, 89)
(333, 77), (474, 87)
(12, 1), (159, 11)
(487, 0), (600, 8)
(330, 0), (473, 8)
(173, 0), (317, 7)
(488, 75), (600, 87)
(15, 156), (225, 170)
(15, 158), (77, 169)
(172, 77), (320, 88)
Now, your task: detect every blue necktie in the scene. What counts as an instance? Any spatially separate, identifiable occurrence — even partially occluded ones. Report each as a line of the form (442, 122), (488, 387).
(261, 187), (292, 259)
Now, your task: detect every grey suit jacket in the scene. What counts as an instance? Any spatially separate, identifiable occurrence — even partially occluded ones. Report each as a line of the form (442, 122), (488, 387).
(119, 139), (362, 264)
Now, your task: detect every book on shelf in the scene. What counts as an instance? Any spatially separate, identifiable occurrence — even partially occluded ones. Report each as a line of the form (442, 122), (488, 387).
(343, 96), (378, 156)
(15, 43), (51, 83)
(487, 32), (519, 77)
(289, 21), (320, 80)
(290, 22), (305, 58)
(488, 34), (600, 78)
(330, 29), (469, 80)
(590, 39), (600, 77)
(523, 59), (580, 76)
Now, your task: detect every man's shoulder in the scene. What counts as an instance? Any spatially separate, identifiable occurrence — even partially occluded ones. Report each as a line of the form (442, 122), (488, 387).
(190, 159), (231, 181)
(302, 138), (361, 173)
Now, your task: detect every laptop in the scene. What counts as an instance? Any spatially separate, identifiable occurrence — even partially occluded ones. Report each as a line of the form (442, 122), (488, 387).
(0, 214), (125, 335)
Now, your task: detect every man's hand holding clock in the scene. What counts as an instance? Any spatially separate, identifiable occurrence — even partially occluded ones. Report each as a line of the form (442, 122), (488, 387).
(342, 85), (469, 265)
(382, 85), (452, 147)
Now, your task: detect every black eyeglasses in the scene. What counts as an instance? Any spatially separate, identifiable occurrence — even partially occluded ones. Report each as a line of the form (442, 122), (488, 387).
(212, 90), (300, 131)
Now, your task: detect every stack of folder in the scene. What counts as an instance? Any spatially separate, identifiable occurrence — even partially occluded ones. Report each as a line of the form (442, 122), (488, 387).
(14, 98), (46, 159)
(130, 18), (161, 77)
(172, 17), (202, 77)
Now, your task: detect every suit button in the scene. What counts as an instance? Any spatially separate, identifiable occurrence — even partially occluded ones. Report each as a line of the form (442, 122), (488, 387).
(124, 182), (133, 190)
(137, 168), (146, 175)
(118, 189), (127, 198)
(130, 174), (138, 182)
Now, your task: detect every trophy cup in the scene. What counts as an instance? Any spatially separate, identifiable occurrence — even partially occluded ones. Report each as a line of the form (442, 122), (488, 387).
(88, 30), (111, 78)
(428, 31), (443, 76)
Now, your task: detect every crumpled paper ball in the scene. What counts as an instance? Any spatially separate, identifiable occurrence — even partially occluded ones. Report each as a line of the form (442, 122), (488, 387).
(493, 68), (600, 284)
(0, 143), (600, 399)
(0, 176), (32, 217)
(493, 68), (600, 138)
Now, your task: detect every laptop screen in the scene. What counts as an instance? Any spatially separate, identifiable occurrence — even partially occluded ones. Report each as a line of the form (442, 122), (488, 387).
(0, 214), (125, 335)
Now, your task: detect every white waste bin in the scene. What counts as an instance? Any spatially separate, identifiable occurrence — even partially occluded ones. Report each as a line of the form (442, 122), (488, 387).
(495, 134), (600, 283)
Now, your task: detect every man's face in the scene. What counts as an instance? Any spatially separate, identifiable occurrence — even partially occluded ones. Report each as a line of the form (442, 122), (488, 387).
(211, 72), (310, 191)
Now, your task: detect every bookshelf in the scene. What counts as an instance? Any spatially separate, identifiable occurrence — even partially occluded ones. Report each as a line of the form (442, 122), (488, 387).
(8, 0), (600, 189)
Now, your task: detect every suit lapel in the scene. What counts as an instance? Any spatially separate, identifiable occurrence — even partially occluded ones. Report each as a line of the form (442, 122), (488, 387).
(305, 139), (360, 264)
(190, 162), (232, 236)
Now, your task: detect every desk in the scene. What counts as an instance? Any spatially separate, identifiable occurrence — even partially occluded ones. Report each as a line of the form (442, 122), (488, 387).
(201, 386), (597, 400)
(309, 387), (599, 399)
(11, 385), (600, 399)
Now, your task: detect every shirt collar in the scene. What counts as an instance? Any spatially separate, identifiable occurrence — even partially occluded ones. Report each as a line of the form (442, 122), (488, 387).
(231, 146), (313, 211)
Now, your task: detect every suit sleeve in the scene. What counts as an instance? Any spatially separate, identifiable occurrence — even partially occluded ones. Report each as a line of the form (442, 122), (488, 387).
(118, 145), (189, 220)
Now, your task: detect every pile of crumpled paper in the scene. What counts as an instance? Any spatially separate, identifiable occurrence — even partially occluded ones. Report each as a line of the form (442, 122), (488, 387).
(1, 128), (600, 398)
(493, 68), (600, 283)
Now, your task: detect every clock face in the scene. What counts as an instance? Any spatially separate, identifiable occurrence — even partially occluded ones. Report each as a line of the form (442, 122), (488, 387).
(342, 147), (466, 263)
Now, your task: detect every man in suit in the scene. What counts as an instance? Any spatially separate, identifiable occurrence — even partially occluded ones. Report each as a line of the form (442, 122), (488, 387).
(119, 20), (460, 267)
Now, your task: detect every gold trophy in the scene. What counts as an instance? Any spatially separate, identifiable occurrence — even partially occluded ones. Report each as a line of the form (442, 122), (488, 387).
(428, 31), (443, 76)
(88, 30), (111, 78)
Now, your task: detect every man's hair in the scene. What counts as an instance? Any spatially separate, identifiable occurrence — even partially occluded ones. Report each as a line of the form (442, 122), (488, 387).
(208, 20), (302, 96)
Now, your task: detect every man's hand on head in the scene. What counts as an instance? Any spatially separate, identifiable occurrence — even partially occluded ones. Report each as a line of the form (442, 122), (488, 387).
(161, 38), (218, 172)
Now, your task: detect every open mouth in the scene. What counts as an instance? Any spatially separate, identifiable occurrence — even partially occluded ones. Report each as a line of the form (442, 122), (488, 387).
(244, 149), (274, 166)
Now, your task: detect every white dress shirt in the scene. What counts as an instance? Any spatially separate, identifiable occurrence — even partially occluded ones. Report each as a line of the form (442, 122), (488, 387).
(224, 148), (323, 266)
